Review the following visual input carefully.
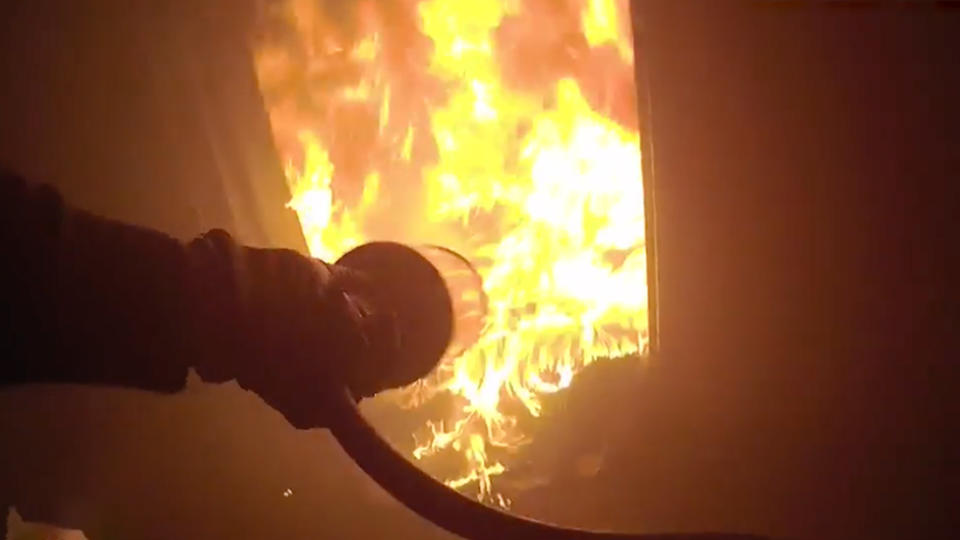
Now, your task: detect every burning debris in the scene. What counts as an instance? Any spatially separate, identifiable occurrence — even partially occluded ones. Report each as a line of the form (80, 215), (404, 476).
(253, 0), (648, 506)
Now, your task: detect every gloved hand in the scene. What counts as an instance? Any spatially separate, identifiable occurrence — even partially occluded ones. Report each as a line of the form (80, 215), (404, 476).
(186, 229), (400, 429)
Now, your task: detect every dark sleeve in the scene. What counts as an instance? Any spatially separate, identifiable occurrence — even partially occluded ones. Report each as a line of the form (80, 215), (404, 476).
(0, 170), (199, 392)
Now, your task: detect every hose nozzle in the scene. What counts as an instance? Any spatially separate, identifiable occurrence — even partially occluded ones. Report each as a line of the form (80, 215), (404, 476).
(334, 242), (485, 392)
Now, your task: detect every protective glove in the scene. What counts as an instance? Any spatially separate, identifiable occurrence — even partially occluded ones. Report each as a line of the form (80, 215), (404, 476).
(186, 229), (400, 429)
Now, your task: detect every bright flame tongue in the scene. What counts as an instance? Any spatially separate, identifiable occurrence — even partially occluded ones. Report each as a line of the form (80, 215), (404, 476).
(256, 0), (647, 506)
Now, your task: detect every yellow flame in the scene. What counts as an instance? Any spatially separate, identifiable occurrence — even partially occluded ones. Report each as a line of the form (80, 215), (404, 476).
(255, 0), (647, 506)
(582, 0), (635, 63)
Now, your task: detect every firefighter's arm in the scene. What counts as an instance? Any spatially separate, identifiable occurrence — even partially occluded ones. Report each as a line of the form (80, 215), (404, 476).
(0, 170), (383, 428)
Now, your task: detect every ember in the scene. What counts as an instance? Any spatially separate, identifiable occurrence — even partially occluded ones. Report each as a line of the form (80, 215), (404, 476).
(253, 0), (648, 506)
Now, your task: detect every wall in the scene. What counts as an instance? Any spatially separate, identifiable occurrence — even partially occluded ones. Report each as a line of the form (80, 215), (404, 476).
(518, 3), (953, 538)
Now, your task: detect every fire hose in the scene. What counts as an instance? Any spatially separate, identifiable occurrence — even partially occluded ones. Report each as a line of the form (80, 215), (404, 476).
(0, 171), (770, 539)
(328, 242), (770, 540)
(327, 385), (769, 540)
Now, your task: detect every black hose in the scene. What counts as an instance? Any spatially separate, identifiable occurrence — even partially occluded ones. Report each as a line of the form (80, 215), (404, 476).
(328, 386), (771, 540)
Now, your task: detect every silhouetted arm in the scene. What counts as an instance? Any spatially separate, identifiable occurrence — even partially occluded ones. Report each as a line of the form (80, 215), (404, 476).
(0, 170), (373, 429)
(0, 170), (201, 391)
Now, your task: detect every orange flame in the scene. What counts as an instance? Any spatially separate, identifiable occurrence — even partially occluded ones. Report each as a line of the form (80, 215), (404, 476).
(254, 0), (647, 506)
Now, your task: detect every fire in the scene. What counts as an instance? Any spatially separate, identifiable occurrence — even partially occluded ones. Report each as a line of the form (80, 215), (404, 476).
(254, 0), (647, 505)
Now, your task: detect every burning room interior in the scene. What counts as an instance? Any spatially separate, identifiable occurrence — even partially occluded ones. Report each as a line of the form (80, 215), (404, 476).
(252, 0), (652, 509)
(0, 1), (953, 540)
